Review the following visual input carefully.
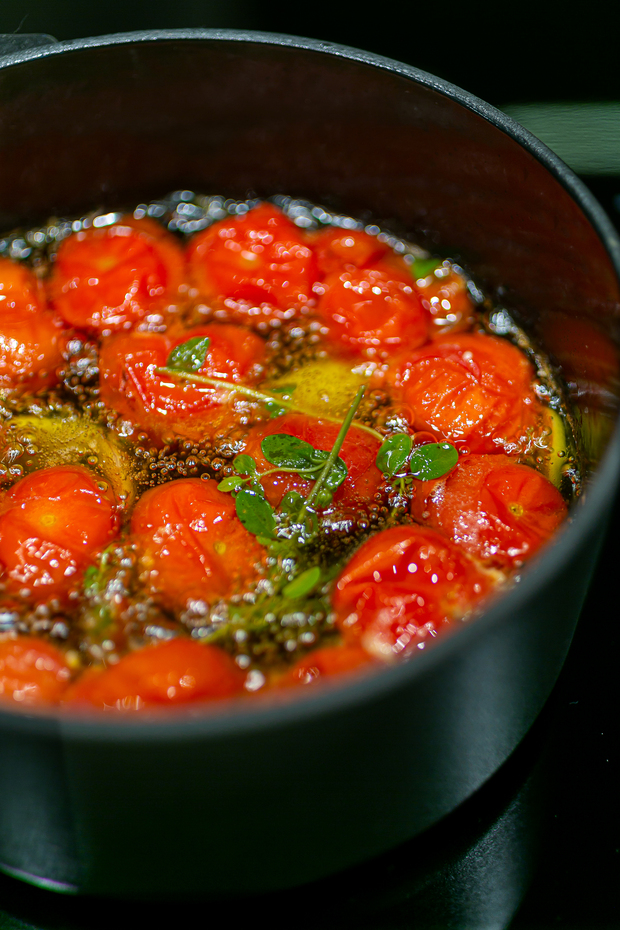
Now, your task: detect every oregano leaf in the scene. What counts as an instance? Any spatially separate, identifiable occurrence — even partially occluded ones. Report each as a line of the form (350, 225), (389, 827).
(410, 257), (441, 279)
(233, 454), (257, 475)
(409, 442), (458, 480)
(217, 476), (246, 493)
(310, 450), (348, 492)
(235, 488), (276, 538)
(282, 566), (322, 600)
(376, 433), (413, 477)
(166, 336), (211, 373)
(261, 434), (320, 470)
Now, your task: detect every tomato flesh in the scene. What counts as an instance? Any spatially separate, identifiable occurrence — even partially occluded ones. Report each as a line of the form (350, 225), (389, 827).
(412, 454), (568, 568)
(98, 323), (266, 440)
(387, 332), (544, 453)
(0, 636), (71, 705)
(64, 638), (245, 710)
(0, 257), (67, 390)
(130, 478), (264, 609)
(277, 642), (372, 687)
(333, 525), (494, 657)
(186, 203), (318, 323)
(47, 216), (186, 332)
(315, 262), (429, 359)
(0, 465), (118, 602)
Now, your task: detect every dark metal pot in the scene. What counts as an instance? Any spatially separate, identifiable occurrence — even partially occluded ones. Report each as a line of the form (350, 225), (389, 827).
(0, 29), (619, 898)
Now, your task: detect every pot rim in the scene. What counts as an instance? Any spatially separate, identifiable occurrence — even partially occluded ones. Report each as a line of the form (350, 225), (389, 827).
(1, 27), (619, 740)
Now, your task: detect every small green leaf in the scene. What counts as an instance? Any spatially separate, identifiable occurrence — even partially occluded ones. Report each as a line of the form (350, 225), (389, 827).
(410, 257), (441, 279)
(235, 488), (276, 538)
(261, 434), (320, 470)
(264, 401), (287, 418)
(280, 490), (305, 514)
(270, 384), (297, 395)
(376, 433), (413, 477)
(311, 451), (348, 492)
(166, 336), (211, 373)
(233, 454), (257, 475)
(217, 476), (246, 493)
(409, 442), (458, 480)
(282, 566), (322, 600)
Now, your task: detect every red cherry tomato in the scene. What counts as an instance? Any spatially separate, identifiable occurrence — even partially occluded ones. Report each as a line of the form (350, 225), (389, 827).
(0, 257), (68, 390)
(387, 332), (544, 454)
(332, 525), (493, 658)
(47, 216), (186, 333)
(277, 642), (372, 688)
(64, 639), (245, 710)
(411, 454), (568, 568)
(0, 465), (119, 601)
(186, 204), (318, 324)
(98, 323), (266, 440)
(413, 266), (476, 336)
(241, 413), (383, 511)
(0, 636), (71, 705)
(130, 478), (264, 609)
(315, 262), (429, 360)
(308, 226), (389, 275)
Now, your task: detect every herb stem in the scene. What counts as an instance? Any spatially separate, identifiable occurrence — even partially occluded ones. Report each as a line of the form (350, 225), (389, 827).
(156, 367), (383, 441)
(304, 384), (366, 509)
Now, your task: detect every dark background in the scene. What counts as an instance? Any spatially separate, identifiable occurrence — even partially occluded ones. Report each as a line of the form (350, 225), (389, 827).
(0, 3), (619, 928)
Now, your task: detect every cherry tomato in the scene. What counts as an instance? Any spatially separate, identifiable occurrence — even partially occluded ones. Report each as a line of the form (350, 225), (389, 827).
(332, 525), (494, 658)
(241, 413), (383, 511)
(64, 639), (245, 710)
(411, 454), (568, 568)
(130, 478), (264, 609)
(387, 332), (544, 454)
(308, 226), (389, 275)
(314, 262), (429, 360)
(0, 257), (68, 390)
(98, 323), (266, 440)
(0, 465), (118, 602)
(47, 216), (186, 333)
(276, 642), (372, 688)
(186, 203), (318, 324)
(413, 265), (476, 336)
(0, 636), (71, 705)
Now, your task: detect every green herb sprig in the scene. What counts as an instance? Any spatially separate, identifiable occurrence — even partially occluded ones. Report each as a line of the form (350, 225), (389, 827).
(375, 433), (458, 494)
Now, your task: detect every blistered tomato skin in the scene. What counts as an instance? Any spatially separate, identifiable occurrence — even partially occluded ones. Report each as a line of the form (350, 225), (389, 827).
(0, 466), (118, 602)
(309, 227), (389, 275)
(64, 638), (245, 710)
(332, 525), (494, 658)
(47, 216), (186, 333)
(415, 267), (477, 336)
(411, 454), (568, 568)
(130, 478), (264, 610)
(186, 203), (318, 322)
(98, 323), (266, 440)
(0, 636), (71, 705)
(387, 332), (544, 454)
(315, 263), (429, 360)
(0, 257), (68, 391)
(241, 413), (383, 511)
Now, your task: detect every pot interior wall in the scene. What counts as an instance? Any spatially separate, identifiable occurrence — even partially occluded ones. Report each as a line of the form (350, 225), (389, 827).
(0, 36), (619, 467)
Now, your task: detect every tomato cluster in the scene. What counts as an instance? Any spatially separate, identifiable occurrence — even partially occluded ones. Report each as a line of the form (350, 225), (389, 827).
(0, 200), (570, 710)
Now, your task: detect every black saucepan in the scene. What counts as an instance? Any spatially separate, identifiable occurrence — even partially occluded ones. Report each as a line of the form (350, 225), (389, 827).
(0, 29), (619, 897)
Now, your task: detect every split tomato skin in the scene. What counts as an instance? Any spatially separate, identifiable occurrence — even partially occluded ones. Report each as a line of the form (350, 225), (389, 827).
(315, 261), (429, 360)
(98, 322), (266, 440)
(0, 257), (68, 391)
(186, 203), (318, 324)
(332, 524), (494, 658)
(64, 638), (245, 710)
(0, 636), (71, 705)
(0, 465), (119, 602)
(411, 454), (568, 568)
(241, 413), (383, 511)
(47, 216), (186, 333)
(130, 477), (264, 610)
(387, 332), (544, 454)
(308, 226), (389, 275)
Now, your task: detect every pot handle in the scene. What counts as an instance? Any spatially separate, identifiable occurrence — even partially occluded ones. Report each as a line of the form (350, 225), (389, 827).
(0, 33), (58, 57)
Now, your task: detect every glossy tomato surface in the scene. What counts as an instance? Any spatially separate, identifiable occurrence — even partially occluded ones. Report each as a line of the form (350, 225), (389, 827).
(130, 477), (265, 610)
(0, 636), (71, 705)
(47, 216), (186, 333)
(0, 465), (118, 602)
